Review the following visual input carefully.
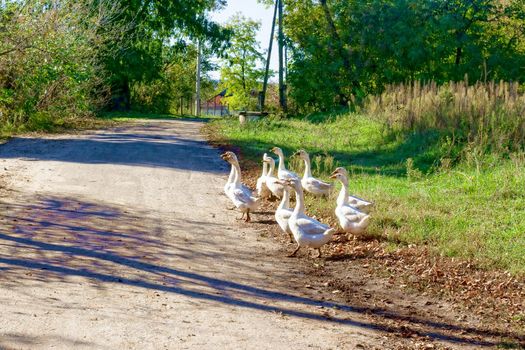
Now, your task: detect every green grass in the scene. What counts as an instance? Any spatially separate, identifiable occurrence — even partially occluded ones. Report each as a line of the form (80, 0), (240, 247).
(209, 113), (525, 274)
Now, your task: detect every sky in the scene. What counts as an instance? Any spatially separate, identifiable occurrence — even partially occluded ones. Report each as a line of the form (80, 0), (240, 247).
(209, 0), (278, 80)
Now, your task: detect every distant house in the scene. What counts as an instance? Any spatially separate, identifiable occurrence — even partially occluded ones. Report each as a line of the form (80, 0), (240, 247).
(201, 90), (229, 116)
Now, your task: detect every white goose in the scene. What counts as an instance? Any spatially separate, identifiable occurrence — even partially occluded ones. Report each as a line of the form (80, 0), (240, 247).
(274, 182), (294, 243)
(285, 178), (336, 258)
(262, 154), (284, 198)
(220, 151), (259, 222)
(295, 149), (333, 196)
(331, 167), (373, 213)
(270, 147), (300, 181)
(256, 153), (271, 198)
(330, 171), (371, 234)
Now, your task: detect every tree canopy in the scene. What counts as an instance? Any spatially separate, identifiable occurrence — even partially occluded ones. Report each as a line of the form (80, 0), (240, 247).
(283, 0), (525, 112)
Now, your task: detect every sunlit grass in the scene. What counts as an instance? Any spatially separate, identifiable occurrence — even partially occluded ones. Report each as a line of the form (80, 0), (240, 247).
(209, 113), (525, 274)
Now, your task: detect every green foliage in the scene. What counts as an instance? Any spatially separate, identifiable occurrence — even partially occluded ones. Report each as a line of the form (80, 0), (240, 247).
(100, 0), (229, 110)
(0, 0), (117, 131)
(283, 0), (525, 112)
(0, 0), (228, 131)
(210, 112), (525, 274)
(218, 14), (266, 111)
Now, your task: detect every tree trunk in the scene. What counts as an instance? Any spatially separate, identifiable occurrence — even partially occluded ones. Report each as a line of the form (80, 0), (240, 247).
(455, 46), (462, 65)
(319, 0), (350, 71)
(319, 0), (356, 105)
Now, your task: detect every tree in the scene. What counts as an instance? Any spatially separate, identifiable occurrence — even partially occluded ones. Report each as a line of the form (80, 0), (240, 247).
(219, 15), (266, 111)
(282, 0), (525, 113)
(0, 0), (121, 127)
(97, 0), (229, 110)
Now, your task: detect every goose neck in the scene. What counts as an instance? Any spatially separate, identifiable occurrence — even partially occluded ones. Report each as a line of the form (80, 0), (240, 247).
(261, 161), (268, 176)
(232, 162), (242, 185)
(227, 165), (235, 184)
(277, 153), (286, 171)
(269, 160), (276, 177)
(337, 178), (349, 205)
(292, 185), (306, 215)
(278, 187), (290, 210)
(303, 156), (312, 178)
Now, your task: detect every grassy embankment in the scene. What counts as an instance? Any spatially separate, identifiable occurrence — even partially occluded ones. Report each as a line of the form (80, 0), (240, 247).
(208, 81), (525, 275)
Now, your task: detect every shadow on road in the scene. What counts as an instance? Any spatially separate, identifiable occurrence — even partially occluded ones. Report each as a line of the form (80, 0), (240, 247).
(0, 120), (227, 174)
(0, 194), (522, 348)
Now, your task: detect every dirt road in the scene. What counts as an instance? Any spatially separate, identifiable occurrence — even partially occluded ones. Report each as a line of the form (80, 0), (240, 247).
(0, 120), (511, 349)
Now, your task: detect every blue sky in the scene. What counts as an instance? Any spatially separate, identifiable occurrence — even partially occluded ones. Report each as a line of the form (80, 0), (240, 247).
(210, 0), (278, 80)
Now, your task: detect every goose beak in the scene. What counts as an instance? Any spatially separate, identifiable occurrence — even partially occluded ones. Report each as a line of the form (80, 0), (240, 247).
(329, 173), (338, 179)
(330, 169), (339, 176)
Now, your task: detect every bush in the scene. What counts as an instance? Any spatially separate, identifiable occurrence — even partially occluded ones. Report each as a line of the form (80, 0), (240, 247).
(0, 0), (118, 131)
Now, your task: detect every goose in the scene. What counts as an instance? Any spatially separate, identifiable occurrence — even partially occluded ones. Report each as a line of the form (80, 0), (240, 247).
(262, 154), (284, 198)
(223, 157), (236, 195)
(294, 149), (333, 196)
(221, 152), (251, 197)
(256, 153), (271, 198)
(220, 151), (259, 222)
(274, 181), (294, 243)
(284, 178), (336, 258)
(270, 147), (300, 181)
(330, 171), (371, 234)
(331, 167), (373, 213)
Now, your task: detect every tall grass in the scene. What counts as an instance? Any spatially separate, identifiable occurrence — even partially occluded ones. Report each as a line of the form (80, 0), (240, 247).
(364, 80), (525, 155)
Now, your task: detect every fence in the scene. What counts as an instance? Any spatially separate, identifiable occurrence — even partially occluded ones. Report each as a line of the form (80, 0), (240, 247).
(177, 96), (229, 117)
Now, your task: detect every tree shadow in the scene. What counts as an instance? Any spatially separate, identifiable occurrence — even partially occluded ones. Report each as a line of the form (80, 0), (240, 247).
(226, 129), (443, 178)
(0, 333), (98, 349)
(0, 194), (522, 348)
(0, 120), (228, 174)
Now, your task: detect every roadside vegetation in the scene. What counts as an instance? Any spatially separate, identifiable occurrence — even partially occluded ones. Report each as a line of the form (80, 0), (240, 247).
(0, 0), (229, 137)
(209, 80), (525, 275)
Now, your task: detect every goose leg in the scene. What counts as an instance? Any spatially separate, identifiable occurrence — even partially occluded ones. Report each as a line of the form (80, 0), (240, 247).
(288, 232), (295, 243)
(315, 248), (322, 258)
(245, 209), (251, 223)
(226, 206), (236, 210)
(236, 212), (245, 221)
(287, 244), (300, 257)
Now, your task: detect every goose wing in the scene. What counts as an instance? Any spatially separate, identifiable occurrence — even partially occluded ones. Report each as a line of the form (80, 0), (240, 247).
(295, 216), (330, 235)
(278, 169), (300, 181)
(233, 187), (254, 204)
(303, 177), (332, 190)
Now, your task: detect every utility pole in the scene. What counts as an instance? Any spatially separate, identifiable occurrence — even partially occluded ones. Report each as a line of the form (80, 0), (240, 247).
(278, 0), (287, 112)
(195, 40), (202, 116)
(260, 0), (279, 112)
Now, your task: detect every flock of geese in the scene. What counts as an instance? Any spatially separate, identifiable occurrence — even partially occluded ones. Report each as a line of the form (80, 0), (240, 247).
(220, 147), (372, 258)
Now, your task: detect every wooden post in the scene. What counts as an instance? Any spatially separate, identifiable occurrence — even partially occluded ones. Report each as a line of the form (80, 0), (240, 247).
(195, 40), (202, 116)
(261, 0), (279, 112)
(278, 0), (287, 112)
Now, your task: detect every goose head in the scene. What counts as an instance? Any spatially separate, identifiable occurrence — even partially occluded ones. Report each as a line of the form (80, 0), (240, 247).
(282, 178), (302, 191)
(270, 147), (284, 157)
(332, 167), (348, 177)
(329, 168), (348, 183)
(220, 151), (239, 164)
(262, 153), (276, 166)
(294, 149), (309, 160)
